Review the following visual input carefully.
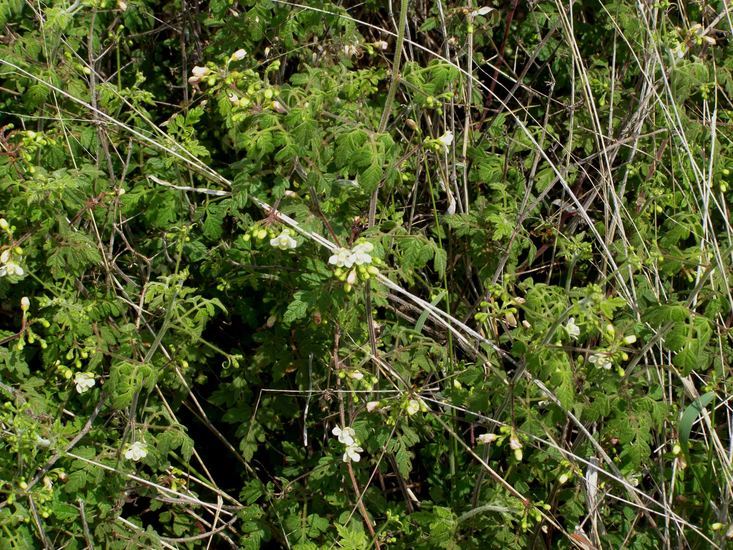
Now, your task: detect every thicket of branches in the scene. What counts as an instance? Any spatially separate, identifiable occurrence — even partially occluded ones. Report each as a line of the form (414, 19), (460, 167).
(0, 0), (732, 548)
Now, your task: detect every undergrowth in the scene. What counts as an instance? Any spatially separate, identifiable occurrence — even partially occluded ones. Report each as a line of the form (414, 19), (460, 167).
(0, 0), (732, 548)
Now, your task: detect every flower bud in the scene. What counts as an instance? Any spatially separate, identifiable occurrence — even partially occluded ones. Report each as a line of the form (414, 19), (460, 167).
(191, 66), (210, 78)
(230, 48), (247, 61)
(20, 297), (29, 311)
(0, 219), (8, 230)
(623, 334), (637, 345)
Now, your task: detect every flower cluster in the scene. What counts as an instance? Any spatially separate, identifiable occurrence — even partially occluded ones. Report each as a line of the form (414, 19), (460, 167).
(588, 353), (613, 370)
(0, 219), (24, 279)
(425, 131), (453, 153)
(332, 425), (363, 463)
(124, 441), (148, 462)
(188, 65), (212, 86)
(269, 229), (298, 250)
(475, 426), (523, 461)
(328, 241), (380, 291)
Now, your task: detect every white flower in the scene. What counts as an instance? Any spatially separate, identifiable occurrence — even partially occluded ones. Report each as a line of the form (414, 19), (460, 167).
(7, 262), (23, 276)
(20, 297), (30, 311)
(623, 334), (637, 345)
(348, 370), (364, 380)
(329, 242), (374, 269)
(477, 433), (498, 445)
(406, 399), (420, 416)
(343, 44), (358, 57)
(589, 353), (613, 370)
(350, 242), (373, 265)
(124, 441), (148, 462)
(269, 231), (297, 250)
(509, 434), (522, 450)
(74, 372), (96, 394)
(343, 443), (363, 463)
(328, 247), (353, 268)
(366, 401), (381, 413)
(0, 218), (8, 230)
(565, 317), (580, 340)
(374, 40), (388, 50)
(228, 93), (239, 104)
(437, 131), (454, 151)
(230, 48), (247, 61)
(346, 269), (358, 285)
(471, 6), (493, 16)
(332, 425), (356, 446)
(0, 249), (9, 263)
(272, 100), (287, 114)
(191, 66), (210, 78)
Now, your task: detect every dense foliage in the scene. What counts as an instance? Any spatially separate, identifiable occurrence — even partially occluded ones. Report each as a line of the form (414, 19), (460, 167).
(0, 0), (732, 547)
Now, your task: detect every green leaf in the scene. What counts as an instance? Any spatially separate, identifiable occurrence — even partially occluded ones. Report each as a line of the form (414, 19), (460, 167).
(283, 291), (308, 325)
(359, 161), (382, 193)
(679, 392), (716, 455)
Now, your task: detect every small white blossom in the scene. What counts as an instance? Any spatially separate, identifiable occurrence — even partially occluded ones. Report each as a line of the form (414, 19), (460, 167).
(623, 334), (637, 345)
(509, 432), (523, 460)
(269, 231), (298, 250)
(230, 48), (247, 61)
(329, 242), (374, 269)
(346, 269), (358, 285)
(6, 262), (23, 276)
(124, 441), (148, 462)
(343, 443), (363, 463)
(565, 317), (580, 340)
(228, 93), (239, 104)
(343, 44), (358, 57)
(374, 40), (388, 50)
(0, 249), (9, 263)
(191, 66), (210, 78)
(74, 372), (96, 394)
(332, 425), (356, 446)
(437, 131), (454, 151)
(0, 218), (8, 230)
(272, 100), (287, 114)
(20, 297), (30, 311)
(589, 353), (613, 370)
(471, 6), (493, 16)
(328, 247), (353, 268)
(348, 370), (364, 381)
(406, 399), (420, 416)
(350, 242), (373, 265)
(477, 433), (498, 445)
(366, 401), (381, 413)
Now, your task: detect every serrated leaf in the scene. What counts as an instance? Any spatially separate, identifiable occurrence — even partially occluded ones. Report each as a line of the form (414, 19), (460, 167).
(283, 291), (308, 325)
(358, 162), (382, 193)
